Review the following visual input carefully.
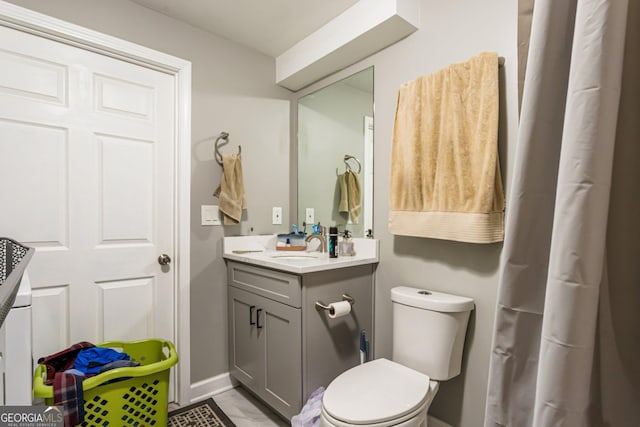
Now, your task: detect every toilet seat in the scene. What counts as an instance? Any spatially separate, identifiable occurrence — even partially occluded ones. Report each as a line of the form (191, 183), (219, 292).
(321, 398), (430, 427)
(322, 358), (436, 425)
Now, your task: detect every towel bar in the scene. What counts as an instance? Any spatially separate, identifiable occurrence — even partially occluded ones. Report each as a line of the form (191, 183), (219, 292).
(336, 154), (361, 175)
(214, 131), (241, 166)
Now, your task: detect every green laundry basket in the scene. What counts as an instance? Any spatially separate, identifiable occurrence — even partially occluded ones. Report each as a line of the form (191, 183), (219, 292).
(33, 339), (178, 427)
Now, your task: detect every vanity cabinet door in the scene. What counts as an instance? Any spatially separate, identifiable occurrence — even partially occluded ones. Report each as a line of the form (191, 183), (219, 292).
(228, 285), (302, 419)
(258, 294), (302, 419)
(228, 287), (263, 388)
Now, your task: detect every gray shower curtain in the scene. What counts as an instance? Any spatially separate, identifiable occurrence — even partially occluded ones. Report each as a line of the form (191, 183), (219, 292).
(485, 0), (639, 426)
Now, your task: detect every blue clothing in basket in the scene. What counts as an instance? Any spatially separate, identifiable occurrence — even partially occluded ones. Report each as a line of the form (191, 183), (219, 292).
(74, 347), (131, 375)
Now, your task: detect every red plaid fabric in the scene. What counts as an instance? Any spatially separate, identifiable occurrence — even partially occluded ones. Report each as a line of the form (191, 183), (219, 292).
(38, 341), (95, 385)
(53, 373), (84, 426)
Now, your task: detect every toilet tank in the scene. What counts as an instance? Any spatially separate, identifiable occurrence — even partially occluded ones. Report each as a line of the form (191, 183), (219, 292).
(391, 287), (474, 381)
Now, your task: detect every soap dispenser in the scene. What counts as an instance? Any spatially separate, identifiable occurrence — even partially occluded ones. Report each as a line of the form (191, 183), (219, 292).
(339, 229), (355, 256)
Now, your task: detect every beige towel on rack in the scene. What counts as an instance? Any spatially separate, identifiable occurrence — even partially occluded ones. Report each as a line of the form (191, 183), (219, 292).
(214, 154), (246, 224)
(389, 52), (504, 243)
(338, 170), (362, 224)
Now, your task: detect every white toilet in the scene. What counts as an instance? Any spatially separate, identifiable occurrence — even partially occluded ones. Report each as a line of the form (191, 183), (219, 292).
(320, 286), (474, 427)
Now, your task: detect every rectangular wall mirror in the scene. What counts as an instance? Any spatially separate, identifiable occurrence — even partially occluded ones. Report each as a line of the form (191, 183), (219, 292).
(297, 66), (374, 237)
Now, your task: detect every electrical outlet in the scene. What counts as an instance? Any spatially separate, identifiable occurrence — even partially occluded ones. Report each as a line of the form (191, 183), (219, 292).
(272, 207), (282, 225)
(305, 208), (315, 224)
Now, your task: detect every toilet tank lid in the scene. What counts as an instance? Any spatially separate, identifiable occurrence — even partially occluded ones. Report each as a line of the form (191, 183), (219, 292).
(391, 287), (474, 312)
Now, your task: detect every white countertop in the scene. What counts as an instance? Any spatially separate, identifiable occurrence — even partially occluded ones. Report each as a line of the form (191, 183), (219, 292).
(223, 235), (379, 274)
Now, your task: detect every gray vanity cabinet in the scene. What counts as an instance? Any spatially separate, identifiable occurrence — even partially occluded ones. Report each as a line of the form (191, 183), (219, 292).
(228, 286), (302, 418)
(227, 262), (303, 419)
(227, 260), (374, 421)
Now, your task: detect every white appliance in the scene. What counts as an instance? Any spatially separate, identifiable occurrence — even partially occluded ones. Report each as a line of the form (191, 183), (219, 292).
(0, 271), (33, 405)
(320, 287), (474, 427)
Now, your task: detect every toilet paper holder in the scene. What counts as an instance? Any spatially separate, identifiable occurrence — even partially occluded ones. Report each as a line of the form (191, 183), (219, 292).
(316, 294), (355, 314)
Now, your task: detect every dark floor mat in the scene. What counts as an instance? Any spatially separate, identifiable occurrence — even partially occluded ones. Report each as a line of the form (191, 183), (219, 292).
(168, 398), (236, 427)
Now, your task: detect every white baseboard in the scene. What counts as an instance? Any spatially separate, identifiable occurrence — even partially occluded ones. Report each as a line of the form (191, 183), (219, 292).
(190, 372), (239, 403)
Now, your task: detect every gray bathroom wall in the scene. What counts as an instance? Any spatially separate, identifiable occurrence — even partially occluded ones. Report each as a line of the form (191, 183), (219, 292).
(6, 0), (293, 384)
(295, 1), (518, 426)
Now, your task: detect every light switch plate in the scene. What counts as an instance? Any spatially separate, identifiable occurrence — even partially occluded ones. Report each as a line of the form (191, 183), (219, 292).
(305, 208), (315, 224)
(272, 207), (283, 225)
(201, 205), (221, 226)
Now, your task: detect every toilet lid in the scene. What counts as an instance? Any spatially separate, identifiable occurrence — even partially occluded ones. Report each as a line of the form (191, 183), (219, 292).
(323, 358), (430, 425)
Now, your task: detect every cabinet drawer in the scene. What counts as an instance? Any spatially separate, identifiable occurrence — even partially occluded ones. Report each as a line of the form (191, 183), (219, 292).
(227, 261), (301, 308)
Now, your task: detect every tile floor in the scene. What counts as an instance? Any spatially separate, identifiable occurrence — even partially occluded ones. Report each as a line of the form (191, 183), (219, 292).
(214, 387), (290, 426)
(171, 386), (289, 427)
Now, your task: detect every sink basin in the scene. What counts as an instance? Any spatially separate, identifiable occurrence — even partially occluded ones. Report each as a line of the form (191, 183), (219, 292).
(270, 253), (321, 260)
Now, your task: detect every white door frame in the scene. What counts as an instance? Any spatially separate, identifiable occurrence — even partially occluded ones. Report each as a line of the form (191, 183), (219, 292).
(0, 1), (192, 405)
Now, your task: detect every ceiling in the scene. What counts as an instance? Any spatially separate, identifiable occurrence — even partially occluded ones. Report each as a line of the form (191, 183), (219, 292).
(130, 0), (361, 58)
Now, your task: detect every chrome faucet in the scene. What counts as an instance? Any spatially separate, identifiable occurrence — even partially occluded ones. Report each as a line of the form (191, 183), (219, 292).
(305, 233), (327, 253)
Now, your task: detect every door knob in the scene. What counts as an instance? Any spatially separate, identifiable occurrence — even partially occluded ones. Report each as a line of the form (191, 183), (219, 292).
(158, 254), (171, 265)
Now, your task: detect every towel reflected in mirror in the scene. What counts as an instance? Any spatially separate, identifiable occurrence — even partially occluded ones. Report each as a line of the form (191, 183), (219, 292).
(338, 170), (361, 224)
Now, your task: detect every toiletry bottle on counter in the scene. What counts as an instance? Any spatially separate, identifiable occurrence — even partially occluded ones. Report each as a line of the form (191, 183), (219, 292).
(328, 226), (338, 258)
(339, 229), (355, 256)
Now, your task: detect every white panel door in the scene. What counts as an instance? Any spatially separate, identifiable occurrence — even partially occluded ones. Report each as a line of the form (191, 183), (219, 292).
(0, 26), (175, 360)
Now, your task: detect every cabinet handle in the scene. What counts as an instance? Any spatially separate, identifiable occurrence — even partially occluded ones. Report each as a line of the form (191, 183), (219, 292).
(249, 305), (256, 325)
(256, 308), (263, 329)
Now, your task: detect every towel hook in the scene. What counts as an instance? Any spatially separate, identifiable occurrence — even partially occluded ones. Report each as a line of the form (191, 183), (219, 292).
(336, 154), (362, 176)
(214, 131), (241, 166)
